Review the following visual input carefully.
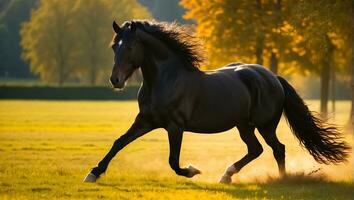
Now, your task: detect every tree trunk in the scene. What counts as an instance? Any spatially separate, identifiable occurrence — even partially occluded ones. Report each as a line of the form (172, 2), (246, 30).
(255, 0), (264, 65)
(271, 0), (281, 74)
(256, 35), (264, 65)
(58, 56), (65, 86)
(88, 31), (98, 85)
(350, 60), (353, 128)
(90, 66), (96, 85)
(349, 0), (354, 130)
(320, 61), (330, 116)
(320, 36), (334, 116)
(90, 56), (97, 85)
(270, 52), (278, 74)
(331, 66), (336, 115)
(57, 37), (65, 86)
(59, 68), (64, 86)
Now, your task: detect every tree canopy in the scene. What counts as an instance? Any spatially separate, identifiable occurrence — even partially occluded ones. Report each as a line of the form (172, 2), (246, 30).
(20, 0), (151, 85)
(181, 0), (351, 71)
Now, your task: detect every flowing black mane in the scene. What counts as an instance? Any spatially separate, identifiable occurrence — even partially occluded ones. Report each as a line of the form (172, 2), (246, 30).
(130, 20), (204, 71)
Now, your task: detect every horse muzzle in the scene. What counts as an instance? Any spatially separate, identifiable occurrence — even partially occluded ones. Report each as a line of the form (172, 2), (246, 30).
(109, 76), (126, 89)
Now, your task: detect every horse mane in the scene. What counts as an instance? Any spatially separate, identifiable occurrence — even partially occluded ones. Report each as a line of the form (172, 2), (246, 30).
(130, 20), (205, 71)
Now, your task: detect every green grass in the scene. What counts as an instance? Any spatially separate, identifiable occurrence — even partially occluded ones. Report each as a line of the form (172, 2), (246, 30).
(0, 100), (352, 199)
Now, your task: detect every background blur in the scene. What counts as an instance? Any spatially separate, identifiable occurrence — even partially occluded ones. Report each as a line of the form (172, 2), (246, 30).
(0, 1), (353, 199)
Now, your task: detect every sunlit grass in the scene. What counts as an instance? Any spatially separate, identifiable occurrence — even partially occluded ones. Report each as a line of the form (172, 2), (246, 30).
(0, 100), (352, 199)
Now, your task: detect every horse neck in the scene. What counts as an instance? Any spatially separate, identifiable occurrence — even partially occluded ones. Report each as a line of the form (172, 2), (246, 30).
(140, 52), (157, 88)
(140, 42), (188, 88)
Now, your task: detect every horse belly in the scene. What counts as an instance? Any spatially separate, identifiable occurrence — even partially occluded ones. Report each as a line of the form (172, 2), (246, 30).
(185, 92), (250, 133)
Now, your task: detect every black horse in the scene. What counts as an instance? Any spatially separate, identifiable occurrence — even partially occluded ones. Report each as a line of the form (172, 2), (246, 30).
(84, 20), (349, 183)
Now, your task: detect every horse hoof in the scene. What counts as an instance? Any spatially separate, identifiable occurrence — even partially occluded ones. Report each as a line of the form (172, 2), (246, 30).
(219, 175), (232, 184)
(187, 165), (201, 177)
(83, 173), (97, 183)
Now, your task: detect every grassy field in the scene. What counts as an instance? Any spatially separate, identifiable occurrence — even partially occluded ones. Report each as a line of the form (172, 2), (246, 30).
(0, 100), (352, 199)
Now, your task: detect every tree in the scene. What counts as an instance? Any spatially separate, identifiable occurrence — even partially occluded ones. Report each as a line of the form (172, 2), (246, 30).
(289, 0), (352, 115)
(73, 0), (111, 85)
(21, 0), (151, 85)
(181, 0), (300, 74)
(0, 0), (38, 78)
(106, 0), (152, 23)
(350, 0), (354, 129)
(182, 0), (352, 117)
(21, 0), (77, 85)
(72, 0), (151, 85)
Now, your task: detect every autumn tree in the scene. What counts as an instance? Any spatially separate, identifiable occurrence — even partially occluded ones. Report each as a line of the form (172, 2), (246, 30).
(72, 0), (111, 85)
(73, 0), (151, 85)
(0, 0), (37, 78)
(181, 0), (303, 75)
(106, 0), (152, 24)
(21, 0), (76, 85)
(21, 0), (151, 85)
(289, 0), (352, 115)
(350, 0), (353, 129)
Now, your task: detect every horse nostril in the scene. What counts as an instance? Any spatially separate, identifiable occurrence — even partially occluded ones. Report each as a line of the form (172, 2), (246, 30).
(110, 77), (119, 85)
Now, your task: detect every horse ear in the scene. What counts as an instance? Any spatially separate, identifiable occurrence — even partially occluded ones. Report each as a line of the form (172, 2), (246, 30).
(130, 22), (136, 32)
(113, 21), (120, 33)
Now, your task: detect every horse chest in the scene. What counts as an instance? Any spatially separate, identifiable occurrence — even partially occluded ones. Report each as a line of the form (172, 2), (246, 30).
(138, 85), (176, 112)
(141, 92), (190, 127)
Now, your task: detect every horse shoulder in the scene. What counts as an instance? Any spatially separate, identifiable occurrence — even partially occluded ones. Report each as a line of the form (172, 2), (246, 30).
(137, 83), (152, 114)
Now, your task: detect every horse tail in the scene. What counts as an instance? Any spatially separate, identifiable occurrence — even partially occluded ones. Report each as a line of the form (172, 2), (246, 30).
(277, 76), (350, 164)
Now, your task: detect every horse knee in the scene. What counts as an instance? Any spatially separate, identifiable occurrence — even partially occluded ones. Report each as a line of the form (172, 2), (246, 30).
(250, 144), (263, 159)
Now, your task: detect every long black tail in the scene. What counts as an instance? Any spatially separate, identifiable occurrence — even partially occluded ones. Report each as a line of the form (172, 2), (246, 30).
(277, 76), (350, 164)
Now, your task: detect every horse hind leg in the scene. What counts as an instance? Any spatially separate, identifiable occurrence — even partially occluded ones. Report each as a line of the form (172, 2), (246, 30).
(258, 123), (286, 177)
(219, 125), (263, 183)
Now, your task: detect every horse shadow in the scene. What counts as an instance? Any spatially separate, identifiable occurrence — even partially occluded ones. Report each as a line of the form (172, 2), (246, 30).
(95, 173), (353, 199)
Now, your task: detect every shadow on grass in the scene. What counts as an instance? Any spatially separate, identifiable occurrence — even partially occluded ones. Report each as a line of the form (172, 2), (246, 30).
(95, 173), (353, 199)
(218, 173), (352, 199)
(257, 171), (327, 184)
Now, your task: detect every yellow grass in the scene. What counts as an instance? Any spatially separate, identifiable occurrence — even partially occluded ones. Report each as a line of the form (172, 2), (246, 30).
(0, 100), (352, 199)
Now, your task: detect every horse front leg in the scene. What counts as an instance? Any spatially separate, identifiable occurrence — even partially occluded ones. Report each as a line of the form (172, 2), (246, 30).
(84, 114), (154, 182)
(167, 124), (201, 178)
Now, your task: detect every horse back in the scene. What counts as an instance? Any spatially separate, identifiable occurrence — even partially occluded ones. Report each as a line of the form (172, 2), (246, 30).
(187, 64), (284, 131)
